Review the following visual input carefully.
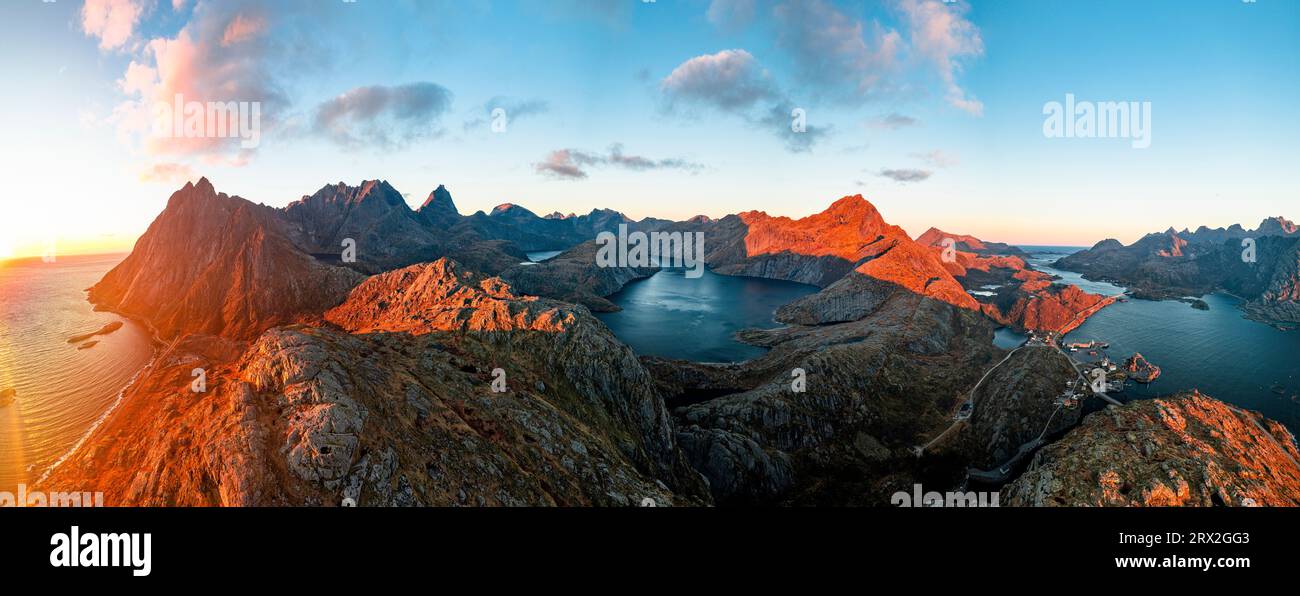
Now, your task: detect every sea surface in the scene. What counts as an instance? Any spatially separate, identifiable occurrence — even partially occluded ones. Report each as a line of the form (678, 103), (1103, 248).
(1019, 245), (1127, 296)
(1021, 245), (1300, 433)
(596, 269), (818, 362)
(0, 254), (154, 492)
(1065, 291), (1300, 433)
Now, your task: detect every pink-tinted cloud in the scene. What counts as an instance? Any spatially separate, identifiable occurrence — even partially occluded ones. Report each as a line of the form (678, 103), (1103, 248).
(713, 0), (984, 115)
(772, 0), (903, 102)
(81, 0), (146, 50)
(105, 1), (329, 163)
(220, 13), (266, 47)
(139, 162), (197, 183)
(895, 0), (984, 115)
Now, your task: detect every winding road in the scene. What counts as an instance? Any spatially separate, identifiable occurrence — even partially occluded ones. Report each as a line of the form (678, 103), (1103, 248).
(913, 346), (1024, 456)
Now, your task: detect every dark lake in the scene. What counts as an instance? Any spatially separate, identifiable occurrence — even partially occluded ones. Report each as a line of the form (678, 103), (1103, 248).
(595, 269), (818, 363)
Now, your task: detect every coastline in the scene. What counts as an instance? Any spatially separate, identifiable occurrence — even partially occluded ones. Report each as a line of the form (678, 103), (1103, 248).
(35, 358), (151, 486)
(35, 295), (168, 486)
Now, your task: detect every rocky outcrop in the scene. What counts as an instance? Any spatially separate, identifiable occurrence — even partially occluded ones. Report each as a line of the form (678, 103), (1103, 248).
(324, 258), (707, 493)
(67, 321), (123, 344)
(914, 228), (1113, 333)
(1123, 353), (1161, 383)
(674, 289), (1001, 505)
(774, 242), (979, 325)
(959, 347), (1081, 469)
(324, 258), (581, 334)
(1003, 392), (1300, 506)
(89, 178), (364, 340)
(915, 227), (1030, 258)
(704, 195), (905, 288)
(44, 258), (709, 505)
(981, 283), (1113, 334)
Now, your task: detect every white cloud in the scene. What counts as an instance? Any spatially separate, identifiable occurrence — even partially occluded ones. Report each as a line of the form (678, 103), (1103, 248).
(772, 0), (903, 103)
(661, 49), (778, 111)
(661, 49), (831, 152)
(895, 0), (984, 115)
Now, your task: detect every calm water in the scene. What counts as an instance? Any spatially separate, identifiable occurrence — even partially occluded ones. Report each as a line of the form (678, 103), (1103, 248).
(1020, 246), (1299, 431)
(0, 254), (154, 492)
(1066, 292), (1300, 433)
(993, 328), (1028, 350)
(525, 250), (562, 262)
(596, 269), (818, 362)
(1020, 245), (1127, 296)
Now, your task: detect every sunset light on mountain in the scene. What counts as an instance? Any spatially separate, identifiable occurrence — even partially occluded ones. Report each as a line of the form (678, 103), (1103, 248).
(1, 0), (1298, 585)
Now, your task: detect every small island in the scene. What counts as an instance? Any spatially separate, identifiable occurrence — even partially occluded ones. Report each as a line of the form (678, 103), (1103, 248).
(67, 321), (123, 344)
(1124, 353), (1162, 383)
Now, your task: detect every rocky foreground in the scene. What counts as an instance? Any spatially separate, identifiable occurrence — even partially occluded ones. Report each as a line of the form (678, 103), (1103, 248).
(45, 259), (707, 505)
(39, 179), (1300, 506)
(1004, 392), (1300, 506)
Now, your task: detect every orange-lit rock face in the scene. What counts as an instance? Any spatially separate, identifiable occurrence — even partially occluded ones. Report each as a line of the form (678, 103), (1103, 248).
(729, 195), (979, 312)
(1004, 392), (1300, 506)
(853, 240), (980, 311)
(915, 227), (990, 252)
(325, 258), (580, 335)
(88, 178), (362, 340)
(737, 195), (903, 262)
(981, 284), (1112, 333)
(918, 235), (1111, 333)
(1156, 233), (1188, 257)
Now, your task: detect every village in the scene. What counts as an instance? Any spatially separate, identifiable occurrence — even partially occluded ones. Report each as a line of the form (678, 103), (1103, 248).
(1023, 330), (1162, 411)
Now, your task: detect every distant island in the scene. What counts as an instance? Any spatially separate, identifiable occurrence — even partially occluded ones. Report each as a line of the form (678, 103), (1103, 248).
(67, 321), (123, 344)
(1053, 218), (1300, 328)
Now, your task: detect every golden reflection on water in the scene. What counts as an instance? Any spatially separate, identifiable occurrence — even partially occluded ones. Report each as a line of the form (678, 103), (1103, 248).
(0, 254), (153, 492)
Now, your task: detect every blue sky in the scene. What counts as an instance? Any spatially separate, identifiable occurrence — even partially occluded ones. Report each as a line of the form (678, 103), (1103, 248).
(1, 0), (1297, 258)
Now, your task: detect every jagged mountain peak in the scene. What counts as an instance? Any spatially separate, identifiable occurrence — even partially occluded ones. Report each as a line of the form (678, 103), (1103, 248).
(1258, 216), (1298, 235)
(291, 179), (407, 210)
(418, 184), (459, 217)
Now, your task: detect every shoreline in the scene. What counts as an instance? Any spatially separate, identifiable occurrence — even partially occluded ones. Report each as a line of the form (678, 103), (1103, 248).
(35, 297), (167, 486)
(36, 355), (153, 486)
